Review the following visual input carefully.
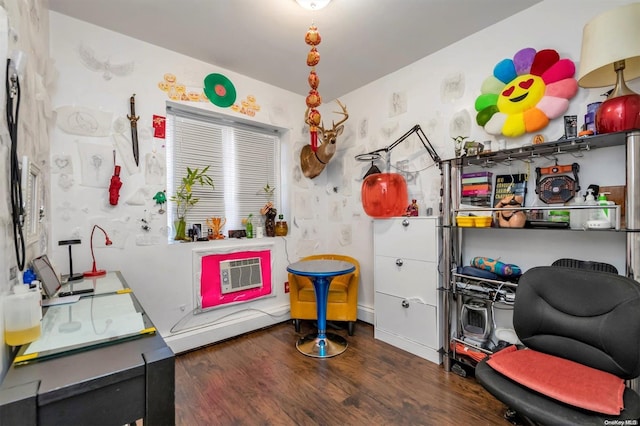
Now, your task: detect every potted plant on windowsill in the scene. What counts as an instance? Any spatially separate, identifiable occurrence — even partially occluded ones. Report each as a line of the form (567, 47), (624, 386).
(170, 166), (214, 240)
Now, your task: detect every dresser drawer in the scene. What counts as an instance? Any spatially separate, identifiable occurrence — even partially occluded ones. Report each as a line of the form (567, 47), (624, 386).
(374, 292), (438, 349)
(374, 257), (438, 305)
(374, 218), (437, 261)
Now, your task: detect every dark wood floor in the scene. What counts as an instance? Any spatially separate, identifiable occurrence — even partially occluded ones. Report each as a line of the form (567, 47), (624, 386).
(175, 320), (510, 425)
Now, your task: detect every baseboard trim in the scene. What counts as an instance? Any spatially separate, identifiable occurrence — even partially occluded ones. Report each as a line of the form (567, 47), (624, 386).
(358, 304), (374, 325)
(164, 303), (375, 354)
(164, 304), (290, 354)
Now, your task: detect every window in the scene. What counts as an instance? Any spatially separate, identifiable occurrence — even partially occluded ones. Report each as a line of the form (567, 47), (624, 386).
(166, 102), (281, 235)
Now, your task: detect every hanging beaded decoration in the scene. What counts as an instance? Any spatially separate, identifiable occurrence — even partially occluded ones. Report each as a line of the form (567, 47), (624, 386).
(305, 24), (322, 152)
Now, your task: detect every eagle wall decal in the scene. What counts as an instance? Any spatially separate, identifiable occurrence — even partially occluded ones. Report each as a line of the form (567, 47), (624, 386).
(77, 43), (134, 81)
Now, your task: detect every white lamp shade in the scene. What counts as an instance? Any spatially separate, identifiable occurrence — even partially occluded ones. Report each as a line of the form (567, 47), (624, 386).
(296, 0), (331, 11)
(577, 2), (640, 88)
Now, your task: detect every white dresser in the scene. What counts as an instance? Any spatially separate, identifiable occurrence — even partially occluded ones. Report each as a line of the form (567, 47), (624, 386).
(373, 217), (442, 364)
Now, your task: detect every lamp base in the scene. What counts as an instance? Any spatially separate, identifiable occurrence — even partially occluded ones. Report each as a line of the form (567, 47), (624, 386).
(596, 93), (640, 134)
(63, 273), (84, 282)
(84, 269), (106, 277)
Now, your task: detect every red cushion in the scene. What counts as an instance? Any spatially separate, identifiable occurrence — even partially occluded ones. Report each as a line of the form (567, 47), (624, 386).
(487, 345), (625, 415)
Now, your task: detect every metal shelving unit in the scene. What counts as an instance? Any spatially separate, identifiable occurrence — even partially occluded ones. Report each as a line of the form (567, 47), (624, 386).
(440, 130), (640, 373)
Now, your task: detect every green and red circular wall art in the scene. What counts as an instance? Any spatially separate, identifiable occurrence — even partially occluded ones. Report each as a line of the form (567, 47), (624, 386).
(475, 48), (578, 138)
(203, 73), (237, 108)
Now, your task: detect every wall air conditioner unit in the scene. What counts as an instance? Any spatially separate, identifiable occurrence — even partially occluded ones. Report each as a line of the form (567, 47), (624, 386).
(195, 246), (273, 310)
(219, 257), (263, 294)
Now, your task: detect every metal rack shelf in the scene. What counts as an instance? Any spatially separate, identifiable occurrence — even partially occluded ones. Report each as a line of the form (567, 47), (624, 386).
(453, 272), (516, 308)
(453, 272), (518, 289)
(445, 131), (627, 168)
(453, 204), (623, 231)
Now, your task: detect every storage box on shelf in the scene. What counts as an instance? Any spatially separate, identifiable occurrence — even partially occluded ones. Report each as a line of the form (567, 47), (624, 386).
(439, 130), (640, 374)
(373, 217), (442, 364)
(455, 215), (492, 228)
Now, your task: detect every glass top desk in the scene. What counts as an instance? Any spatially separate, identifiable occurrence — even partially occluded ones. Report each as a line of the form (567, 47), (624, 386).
(0, 271), (175, 426)
(286, 259), (356, 358)
(14, 271), (154, 364)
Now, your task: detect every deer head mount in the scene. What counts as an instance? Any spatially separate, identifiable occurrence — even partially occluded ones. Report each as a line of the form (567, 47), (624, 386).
(300, 99), (349, 179)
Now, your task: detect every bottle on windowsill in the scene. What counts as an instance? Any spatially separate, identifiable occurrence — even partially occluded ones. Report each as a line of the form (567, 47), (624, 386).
(275, 214), (288, 236)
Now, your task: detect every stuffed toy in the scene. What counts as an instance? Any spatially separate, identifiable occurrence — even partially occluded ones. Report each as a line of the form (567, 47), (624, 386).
(475, 48), (578, 138)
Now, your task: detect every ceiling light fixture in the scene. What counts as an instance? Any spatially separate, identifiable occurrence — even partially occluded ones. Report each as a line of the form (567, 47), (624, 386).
(296, 0), (331, 11)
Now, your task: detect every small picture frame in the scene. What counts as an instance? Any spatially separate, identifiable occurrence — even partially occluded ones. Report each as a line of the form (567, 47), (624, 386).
(191, 223), (202, 239)
(564, 115), (577, 139)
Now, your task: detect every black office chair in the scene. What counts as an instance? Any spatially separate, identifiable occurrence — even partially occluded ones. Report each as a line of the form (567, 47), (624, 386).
(475, 266), (640, 425)
(551, 257), (618, 274)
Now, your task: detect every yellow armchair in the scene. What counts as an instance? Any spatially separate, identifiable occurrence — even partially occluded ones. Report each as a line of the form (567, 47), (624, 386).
(288, 254), (360, 335)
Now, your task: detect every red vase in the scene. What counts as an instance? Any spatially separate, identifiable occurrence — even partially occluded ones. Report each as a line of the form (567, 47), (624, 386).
(361, 173), (408, 217)
(596, 93), (640, 134)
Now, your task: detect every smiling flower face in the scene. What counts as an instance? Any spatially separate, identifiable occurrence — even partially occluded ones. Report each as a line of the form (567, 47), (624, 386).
(475, 48), (578, 138)
(498, 75), (545, 114)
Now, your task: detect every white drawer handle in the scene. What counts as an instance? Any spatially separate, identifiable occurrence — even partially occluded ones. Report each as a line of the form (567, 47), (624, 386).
(401, 299), (409, 308)
(396, 258), (404, 267)
(402, 219), (410, 227)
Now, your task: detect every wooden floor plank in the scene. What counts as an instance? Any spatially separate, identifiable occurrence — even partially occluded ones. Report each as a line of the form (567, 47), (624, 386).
(175, 320), (509, 425)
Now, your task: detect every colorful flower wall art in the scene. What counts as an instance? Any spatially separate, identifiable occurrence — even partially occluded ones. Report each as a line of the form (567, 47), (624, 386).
(475, 48), (578, 138)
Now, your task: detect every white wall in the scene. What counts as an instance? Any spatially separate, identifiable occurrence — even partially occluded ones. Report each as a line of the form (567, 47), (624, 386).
(42, 0), (640, 356)
(0, 0), (52, 378)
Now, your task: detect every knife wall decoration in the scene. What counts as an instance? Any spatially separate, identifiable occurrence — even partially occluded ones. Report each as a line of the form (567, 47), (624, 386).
(127, 94), (140, 166)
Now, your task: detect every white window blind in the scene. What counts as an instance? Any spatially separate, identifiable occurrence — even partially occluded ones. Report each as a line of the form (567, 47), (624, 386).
(166, 103), (280, 234)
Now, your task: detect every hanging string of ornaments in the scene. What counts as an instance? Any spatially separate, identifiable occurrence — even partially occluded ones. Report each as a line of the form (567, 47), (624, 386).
(305, 24), (322, 152)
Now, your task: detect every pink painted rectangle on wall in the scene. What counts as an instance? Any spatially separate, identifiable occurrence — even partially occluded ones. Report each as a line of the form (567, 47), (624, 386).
(200, 250), (272, 309)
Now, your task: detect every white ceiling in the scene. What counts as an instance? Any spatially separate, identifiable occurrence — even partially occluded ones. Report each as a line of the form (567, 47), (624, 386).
(48, 0), (541, 101)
